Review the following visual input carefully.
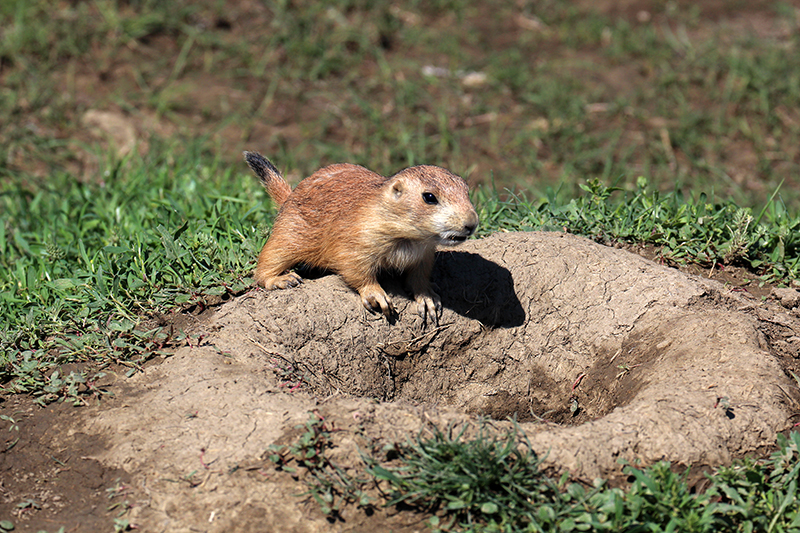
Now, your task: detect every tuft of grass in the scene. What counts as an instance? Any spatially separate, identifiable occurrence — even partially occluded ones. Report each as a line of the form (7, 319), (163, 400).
(367, 422), (575, 532)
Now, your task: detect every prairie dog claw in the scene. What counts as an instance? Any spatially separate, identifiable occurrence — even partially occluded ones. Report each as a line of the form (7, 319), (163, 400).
(257, 271), (303, 290)
(359, 285), (395, 318)
(415, 291), (442, 325)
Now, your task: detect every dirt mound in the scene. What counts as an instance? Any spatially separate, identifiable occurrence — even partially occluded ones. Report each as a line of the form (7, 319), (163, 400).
(199, 232), (797, 476)
(6, 232), (800, 532)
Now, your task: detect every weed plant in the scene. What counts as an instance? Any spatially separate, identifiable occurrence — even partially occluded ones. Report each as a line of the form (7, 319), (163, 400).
(267, 411), (371, 517)
(367, 424), (569, 531)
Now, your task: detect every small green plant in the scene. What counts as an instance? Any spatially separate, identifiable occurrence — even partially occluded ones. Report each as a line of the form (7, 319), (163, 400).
(617, 460), (719, 532)
(112, 517), (131, 532)
(269, 357), (306, 392)
(0, 414), (18, 433)
(712, 431), (800, 532)
(0, 413), (20, 452)
(368, 421), (591, 532)
(268, 411), (371, 517)
(105, 478), (133, 526)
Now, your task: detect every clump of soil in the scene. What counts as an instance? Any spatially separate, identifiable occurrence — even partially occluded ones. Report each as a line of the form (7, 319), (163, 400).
(3, 232), (800, 532)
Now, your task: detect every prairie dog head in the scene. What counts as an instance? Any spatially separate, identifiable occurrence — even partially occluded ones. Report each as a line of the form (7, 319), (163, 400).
(382, 165), (478, 245)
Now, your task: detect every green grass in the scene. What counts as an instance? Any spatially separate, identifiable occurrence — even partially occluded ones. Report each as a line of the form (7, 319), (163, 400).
(0, 145), (266, 402)
(476, 177), (800, 282)
(271, 415), (800, 532)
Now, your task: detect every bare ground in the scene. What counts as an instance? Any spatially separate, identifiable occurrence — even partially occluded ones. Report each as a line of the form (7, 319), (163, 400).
(3, 232), (800, 531)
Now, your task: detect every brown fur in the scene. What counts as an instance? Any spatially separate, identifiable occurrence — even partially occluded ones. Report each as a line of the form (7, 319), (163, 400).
(244, 151), (478, 322)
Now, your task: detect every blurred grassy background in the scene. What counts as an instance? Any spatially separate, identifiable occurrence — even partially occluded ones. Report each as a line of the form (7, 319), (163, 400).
(2, 0), (800, 204)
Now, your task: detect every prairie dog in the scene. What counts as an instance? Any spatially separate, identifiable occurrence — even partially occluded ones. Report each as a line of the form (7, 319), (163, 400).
(244, 151), (478, 322)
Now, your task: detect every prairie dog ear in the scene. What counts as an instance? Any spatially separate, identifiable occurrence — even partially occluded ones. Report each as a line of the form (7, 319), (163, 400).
(389, 177), (405, 199)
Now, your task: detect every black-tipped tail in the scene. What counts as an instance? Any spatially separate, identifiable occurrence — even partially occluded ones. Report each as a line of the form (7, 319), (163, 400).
(243, 151), (293, 206)
(243, 151), (280, 182)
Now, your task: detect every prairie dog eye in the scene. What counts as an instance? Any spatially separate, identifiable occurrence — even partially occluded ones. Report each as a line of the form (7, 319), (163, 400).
(422, 192), (438, 205)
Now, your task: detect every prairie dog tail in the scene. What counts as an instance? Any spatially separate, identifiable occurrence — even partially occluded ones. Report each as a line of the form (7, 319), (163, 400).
(244, 151), (292, 207)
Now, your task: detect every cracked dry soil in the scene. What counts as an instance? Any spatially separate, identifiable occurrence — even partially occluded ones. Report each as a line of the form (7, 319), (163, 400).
(3, 232), (800, 532)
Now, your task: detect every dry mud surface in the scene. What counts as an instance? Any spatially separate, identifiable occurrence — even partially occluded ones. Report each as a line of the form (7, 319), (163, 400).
(4, 232), (800, 532)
